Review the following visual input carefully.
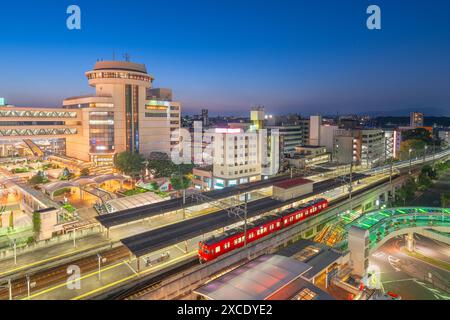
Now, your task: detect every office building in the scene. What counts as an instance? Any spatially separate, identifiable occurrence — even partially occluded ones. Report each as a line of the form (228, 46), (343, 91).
(333, 129), (385, 167)
(410, 112), (424, 127)
(309, 115), (322, 146)
(201, 109), (209, 127)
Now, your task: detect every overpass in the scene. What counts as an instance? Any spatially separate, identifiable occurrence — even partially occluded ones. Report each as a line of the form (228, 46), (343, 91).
(347, 207), (450, 277)
(0, 106), (81, 139)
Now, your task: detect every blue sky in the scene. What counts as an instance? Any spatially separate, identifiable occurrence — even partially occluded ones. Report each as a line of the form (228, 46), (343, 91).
(0, 0), (449, 116)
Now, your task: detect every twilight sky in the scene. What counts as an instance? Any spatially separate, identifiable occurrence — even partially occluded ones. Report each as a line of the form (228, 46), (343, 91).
(0, 0), (450, 116)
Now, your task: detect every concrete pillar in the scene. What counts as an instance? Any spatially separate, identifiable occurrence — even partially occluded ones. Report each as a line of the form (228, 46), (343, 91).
(406, 232), (415, 252)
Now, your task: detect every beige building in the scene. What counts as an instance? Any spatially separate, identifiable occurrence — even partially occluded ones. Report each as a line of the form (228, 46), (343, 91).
(0, 60), (181, 165)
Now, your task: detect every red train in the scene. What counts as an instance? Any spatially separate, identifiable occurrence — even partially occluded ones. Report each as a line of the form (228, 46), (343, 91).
(198, 198), (328, 261)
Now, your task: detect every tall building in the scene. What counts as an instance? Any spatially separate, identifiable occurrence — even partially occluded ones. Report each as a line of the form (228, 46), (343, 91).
(410, 112), (424, 127)
(333, 128), (385, 167)
(250, 106), (265, 130)
(0, 60), (181, 165)
(201, 109), (209, 127)
(192, 127), (262, 190)
(309, 115), (322, 146)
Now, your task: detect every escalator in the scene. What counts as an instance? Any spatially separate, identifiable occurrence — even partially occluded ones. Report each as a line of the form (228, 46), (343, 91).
(23, 139), (44, 157)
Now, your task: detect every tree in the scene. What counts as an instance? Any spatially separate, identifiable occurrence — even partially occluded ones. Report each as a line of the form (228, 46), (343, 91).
(147, 159), (194, 178)
(60, 167), (73, 181)
(114, 151), (145, 178)
(150, 181), (159, 191)
(417, 172), (432, 190)
(32, 211), (41, 234)
(29, 174), (45, 185)
(170, 175), (191, 192)
(441, 191), (450, 208)
(80, 168), (90, 177)
(399, 139), (426, 160)
(421, 165), (437, 180)
(401, 128), (432, 143)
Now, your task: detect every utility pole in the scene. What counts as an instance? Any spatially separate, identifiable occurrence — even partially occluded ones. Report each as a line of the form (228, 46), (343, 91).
(12, 239), (17, 266)
(244, 193), (248, 248)
(73, 229), (76, 247)
(348, 162), (353, 213)
(26, 274), (30, 299)
(97, 253), (102, 281)
(409, 149), (413, 174)
(423, 145), (428, 163)
(8, 279), (12, 300)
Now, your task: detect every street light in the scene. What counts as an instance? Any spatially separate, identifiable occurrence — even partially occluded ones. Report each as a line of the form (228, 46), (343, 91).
(408, 149), (413, 174)
(423, 145), (428, 163)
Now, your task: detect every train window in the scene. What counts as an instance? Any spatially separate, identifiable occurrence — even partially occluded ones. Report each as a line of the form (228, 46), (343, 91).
(284, 219), (287, 224)
(224, 242), (230, 249)
(215, 246), (221, 253)
(257, 230), (260, 235)
(277, 222), (280, 227)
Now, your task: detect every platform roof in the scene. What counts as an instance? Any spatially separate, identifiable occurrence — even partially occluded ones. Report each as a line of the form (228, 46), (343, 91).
(194, 255), (311, 300)
(273, 177), (313, 189)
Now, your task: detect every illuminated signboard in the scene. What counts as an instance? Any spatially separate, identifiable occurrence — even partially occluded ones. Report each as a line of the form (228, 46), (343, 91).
(214, 128), (242, 134)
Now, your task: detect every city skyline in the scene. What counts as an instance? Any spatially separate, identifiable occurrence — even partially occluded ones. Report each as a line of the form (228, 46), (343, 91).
(1, 0), (450, 116)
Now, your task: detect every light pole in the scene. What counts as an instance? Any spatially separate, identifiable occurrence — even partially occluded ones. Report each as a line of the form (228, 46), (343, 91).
(97, 253), (102, 281)
(423, 145), (428, 163)
(12, 239), (17, 266)
(26, 274), (30, 299)
(408, 149), (413, 174)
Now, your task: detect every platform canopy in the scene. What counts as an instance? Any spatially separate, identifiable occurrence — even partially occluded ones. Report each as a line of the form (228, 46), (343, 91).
(194, 255), (311, 300)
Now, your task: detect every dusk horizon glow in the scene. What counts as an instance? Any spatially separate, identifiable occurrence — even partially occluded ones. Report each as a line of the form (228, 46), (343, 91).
(1, 0), (450, 116)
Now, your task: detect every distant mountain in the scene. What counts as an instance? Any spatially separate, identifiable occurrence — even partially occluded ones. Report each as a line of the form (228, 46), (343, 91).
(359, 107), (449, 117)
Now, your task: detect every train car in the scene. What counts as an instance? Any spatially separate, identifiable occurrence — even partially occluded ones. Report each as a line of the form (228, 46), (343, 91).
(198, 198), (329, 262)
(278, 198), (328, 228)
(198, 215), (281, 262)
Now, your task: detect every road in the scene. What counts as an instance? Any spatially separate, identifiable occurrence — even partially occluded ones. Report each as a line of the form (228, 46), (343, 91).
(369, 236), (450, 300)
(410, 170), (450, 207)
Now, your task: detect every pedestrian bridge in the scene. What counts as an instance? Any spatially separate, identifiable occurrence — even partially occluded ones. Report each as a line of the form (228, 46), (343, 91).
(348, 207), (450, 252)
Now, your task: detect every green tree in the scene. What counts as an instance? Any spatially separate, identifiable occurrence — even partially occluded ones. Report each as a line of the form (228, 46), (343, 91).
(150, 181), (159, 191)
(114, 151), (145, 178)
(441, 191), (450, 208)
(80, 168), (90, 177)
(29, 174), (45, 185)
(401, 128), (432, 143)
(32, 211), (41, 234)
(60, 167), (73, 181)
(417, 172), (432, 190)
(399, 139), (426, 160)
(421, 165), (436, 180)
(170, 175), (191, 193)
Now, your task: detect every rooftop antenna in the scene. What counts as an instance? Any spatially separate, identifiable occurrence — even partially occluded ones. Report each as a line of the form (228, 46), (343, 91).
(123, 53), (130, 62)
(112, 49), (116, 61)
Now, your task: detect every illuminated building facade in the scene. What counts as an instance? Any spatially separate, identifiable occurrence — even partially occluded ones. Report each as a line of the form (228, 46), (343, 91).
(0, 61), (181, 165)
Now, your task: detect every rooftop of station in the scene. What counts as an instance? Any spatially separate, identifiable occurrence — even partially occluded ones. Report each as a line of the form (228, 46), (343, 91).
(273, 177), (313, 189)
(277, 239), (344, 281)
(194, 254), (334, 300)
